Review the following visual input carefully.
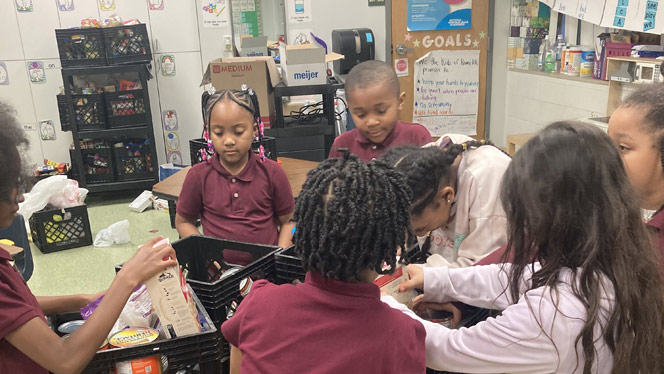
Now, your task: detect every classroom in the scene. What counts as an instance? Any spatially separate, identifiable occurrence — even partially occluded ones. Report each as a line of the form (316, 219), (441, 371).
(1, 1), (663, 373)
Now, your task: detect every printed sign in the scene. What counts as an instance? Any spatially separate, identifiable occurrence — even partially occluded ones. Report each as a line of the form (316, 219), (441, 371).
(149, 0), (164, 10)
(56, 0), (74, 11)
(407, 0), (472, 31)
(167, 151), (183, 165)
(165, 132), (180, 152)
(286, 0), (312, 23)
(15, 0), (32, 12)
(368, 0), (385, 5)
(0, 63), (9, 85)
(162, 110), (178, 131)
(413, 50), (480, 136)
(395, 58), (409, 77)
(39, 120), (56, 140)
(161, 55), (176, 76)
(27, 61), (46, 83)
(202, 0), (228, 28)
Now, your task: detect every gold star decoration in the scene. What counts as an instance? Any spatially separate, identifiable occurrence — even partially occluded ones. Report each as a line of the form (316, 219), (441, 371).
(413, 39), (420, 47)
(479, 31), (487, 39)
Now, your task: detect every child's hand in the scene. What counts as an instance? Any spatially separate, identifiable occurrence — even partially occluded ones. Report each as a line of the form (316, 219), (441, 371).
(118, 236), (177, 287)
(399, 264), (424, 292)
(412, 295), (462, 328)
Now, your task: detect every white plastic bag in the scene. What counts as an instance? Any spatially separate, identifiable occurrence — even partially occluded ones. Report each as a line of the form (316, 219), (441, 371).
(18, 176), (87, 220)
(94, 220), (131, 247)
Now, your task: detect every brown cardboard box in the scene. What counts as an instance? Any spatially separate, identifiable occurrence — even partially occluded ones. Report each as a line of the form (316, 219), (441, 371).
(201, 57), (281, 127)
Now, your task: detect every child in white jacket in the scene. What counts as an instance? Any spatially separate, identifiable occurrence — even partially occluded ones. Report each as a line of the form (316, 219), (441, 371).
(385, 122), (664, 373)
(382, 135), (510, 267)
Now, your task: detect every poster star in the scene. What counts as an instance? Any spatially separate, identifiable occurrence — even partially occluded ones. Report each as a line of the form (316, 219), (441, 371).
(404, 33), (412, 41)
(473, 40), (480, 47)
(479, 31), (487, 39)
(413, 39), (420, 47)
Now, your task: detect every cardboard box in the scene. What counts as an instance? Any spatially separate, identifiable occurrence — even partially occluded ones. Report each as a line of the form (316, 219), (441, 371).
(279, 44), (343, 86)
(374, 265), (418, 306)
(144, 238), (201, 339)
(201, 57), (281, 127)
(239, 35), (268, 57)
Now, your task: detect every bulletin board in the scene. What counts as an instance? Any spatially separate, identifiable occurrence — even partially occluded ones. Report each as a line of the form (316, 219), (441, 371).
(232, 0), (263, 37)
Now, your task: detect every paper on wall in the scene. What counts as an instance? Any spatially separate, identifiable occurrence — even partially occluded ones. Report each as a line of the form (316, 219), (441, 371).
(574, 0), (605, 25)
(553, 0), (579, 16)
(286, 0), (312, 24)
(412, 50), (480, 137)
(201, 0), (229, 28)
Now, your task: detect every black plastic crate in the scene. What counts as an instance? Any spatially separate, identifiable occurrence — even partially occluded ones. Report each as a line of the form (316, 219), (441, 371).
(189, 136), (278, 166)
(72, 94), (106, 131)
(29, 204), (93, 253)
(55, 28), (107, 67)
(113, 139), (154, 181)
(275, 246), (305, 285)
(104, 90), (148, 128)
(103, 24), (152, 65)
(81, 147), (115, 184)
(171, 235), (281, 326)
(56, 94), (71, 132)
(47, 286), (225, 374)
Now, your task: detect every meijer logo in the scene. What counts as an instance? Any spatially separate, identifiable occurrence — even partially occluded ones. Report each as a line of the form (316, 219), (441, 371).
(221, 65), (253, 73)
(293, 70), (319, 80)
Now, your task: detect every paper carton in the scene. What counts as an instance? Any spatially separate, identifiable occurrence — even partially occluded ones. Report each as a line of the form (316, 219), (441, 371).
(239, 35), (269, 57)
(144, 238), (201, 339)
(201, 56), (281, 127)
(279, 44), (343, 86)
(374, 265), (418, 306)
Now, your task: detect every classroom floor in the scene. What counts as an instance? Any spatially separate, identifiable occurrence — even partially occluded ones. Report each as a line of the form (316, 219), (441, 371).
(27, 190), (179, 297)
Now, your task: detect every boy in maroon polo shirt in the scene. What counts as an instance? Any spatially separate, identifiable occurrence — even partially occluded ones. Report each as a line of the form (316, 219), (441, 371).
(222, 153), (426, 374)
(329, 60), (432, 162)
(176, 89), (295, 265)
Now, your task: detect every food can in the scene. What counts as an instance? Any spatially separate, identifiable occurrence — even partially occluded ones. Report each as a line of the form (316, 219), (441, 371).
(110, 328), (161, 374)
(239, 277), (253, 297)
(57, 320), (84, 335)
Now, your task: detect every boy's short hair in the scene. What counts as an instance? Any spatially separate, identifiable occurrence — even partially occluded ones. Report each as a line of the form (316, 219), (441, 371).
(345, 60), (400, 102)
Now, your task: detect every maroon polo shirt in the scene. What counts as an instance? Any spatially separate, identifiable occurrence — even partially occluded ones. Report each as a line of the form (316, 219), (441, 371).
(0, 248), (48, 374)
(177, 151), (294, 265)
(329, 121), (433, 162)
(647, 208), (664, 271)
(222, 271), (426, 373)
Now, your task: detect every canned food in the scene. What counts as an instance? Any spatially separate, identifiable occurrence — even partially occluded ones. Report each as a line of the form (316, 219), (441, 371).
(239, 277), (253, 297)
(57, 320), (84, 335)
(109, 328), (159, 348)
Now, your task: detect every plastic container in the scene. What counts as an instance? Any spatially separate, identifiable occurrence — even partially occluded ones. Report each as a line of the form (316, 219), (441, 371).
(168, 235), (282, 326)
(104, 90), (148, 128)
(81, 147), (115, 184)
(56, 28), (107, 67)
(56, 94), (71, 132)
(563, 46), (582, 76)
(274, 246), (304, 285)
(103, 24), (152, 65)
(29, 205), (93, 253)
(47, 287), (226, 374)
(189, 136), (278, 166)
(113, 139), (154, 181)
(579, 46), (595, 78)
(72, 94), (106, 132)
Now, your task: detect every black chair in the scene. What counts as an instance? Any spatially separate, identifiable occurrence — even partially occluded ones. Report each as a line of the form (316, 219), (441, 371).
(0, 214), (34, 281)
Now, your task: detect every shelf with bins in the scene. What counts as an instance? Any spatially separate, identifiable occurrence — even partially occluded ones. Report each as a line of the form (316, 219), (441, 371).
(605, 56), (663, 116)
(60, 64), (158, 191)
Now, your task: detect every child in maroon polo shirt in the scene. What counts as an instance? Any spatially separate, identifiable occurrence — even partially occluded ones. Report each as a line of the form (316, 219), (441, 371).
(0, 100), (177, 374)
(176, 88), (295, 265)
(607, 84), (664, 267)
(329, 60), (432, 162)
(222, 152), (426, 374)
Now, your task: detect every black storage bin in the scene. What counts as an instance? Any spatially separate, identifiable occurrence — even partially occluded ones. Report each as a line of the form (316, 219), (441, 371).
(29, 205), (93, 253)
(47, 287), (226, 374)
(274, 246), (305, 285)
(81, 146), (115, 184)
(72, 94), (106, 132)
(56, 28), (107, 67)
(113, 139), (154, 181)
(189, 136), (278, 166)
(104, 90), (148, 128)
(56, 94), (71, 132)
(103, 24), (152, 65)
(171, 235), (281, 326)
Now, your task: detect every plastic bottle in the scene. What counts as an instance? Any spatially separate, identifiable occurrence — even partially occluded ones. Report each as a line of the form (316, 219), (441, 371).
(544, 36), (556, 73)
(554, 35), (565, 73)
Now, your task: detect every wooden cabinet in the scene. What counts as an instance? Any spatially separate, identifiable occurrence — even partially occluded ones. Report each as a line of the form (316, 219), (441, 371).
(606, 56), (662, 116)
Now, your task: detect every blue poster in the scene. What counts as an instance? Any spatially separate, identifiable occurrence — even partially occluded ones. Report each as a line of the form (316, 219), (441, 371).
(407, 0), (472, 31)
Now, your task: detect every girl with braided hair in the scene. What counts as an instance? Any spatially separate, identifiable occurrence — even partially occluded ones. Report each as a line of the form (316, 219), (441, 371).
(176, 88), (295, 265)
(381, 134), (511, 268)
(221, 152), (426, 373)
